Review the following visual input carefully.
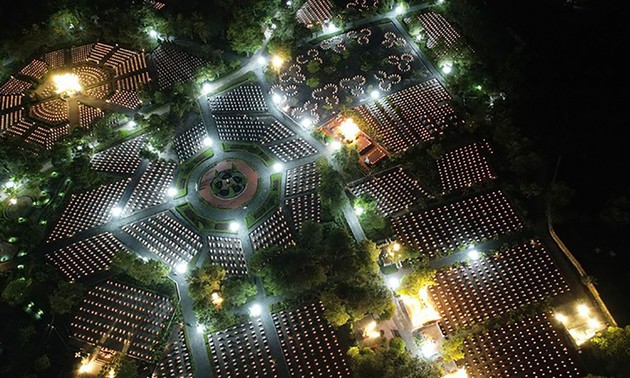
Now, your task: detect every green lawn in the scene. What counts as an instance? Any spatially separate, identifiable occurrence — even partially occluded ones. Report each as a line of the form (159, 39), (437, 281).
(245, 173), (282, 228)
(221, 142), (275, 167)
(173, 148), (214, 198)
(175, 202), (235, 234)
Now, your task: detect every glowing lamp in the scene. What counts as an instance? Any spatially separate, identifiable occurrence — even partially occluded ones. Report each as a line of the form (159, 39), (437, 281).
(201, 82), (213, 95)
(554, 313), (568, 325)
(111, 207), (122, 217)
(441, 63), (453, 75)
(339, 118), (360, 141)
(587, 318), (601, 329)
(211, 292), (224, 307)
(229, 221), (240, 232)
(577, 303), (590, 317)
(175, 262), (188, 274)
(324, 22), (339, 34)
(271, 55), (284, 70)
(301, 118), (313, 128)
(468, 249), (480, 260)
(249, 303), (262, 317)
(53, 73), (82, 95)
(362, 321), (380, 339)
(388, 276), (400, 290)
(421, 340), (437, 358)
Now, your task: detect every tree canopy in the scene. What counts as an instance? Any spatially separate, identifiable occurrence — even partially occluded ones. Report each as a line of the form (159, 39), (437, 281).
(221, 276), (258, 308)
(188, 263), (226, 303)
(49, 281), (84, 315)
(1, 278), (31, 306)
(110, 251), (170, 287)
(589, 326), (630, 377)
(316, 158), (344, 215)
(250, 223), (394, 326)
(347, 338), (442, 378)
(397, 264), (436, 297)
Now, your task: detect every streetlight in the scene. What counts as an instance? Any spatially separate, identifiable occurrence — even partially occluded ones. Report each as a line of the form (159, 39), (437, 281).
(272, 93), (283, 104)
(5, 180), (15, 189)
(257, 56), (267, 66)
(588, 318), (601, 329)
(554, 312), (568, 325)
(329, 140), (342, 151)
(203, 136), (213, 147)
(111, 206), (122, 217)
(166, 187), (177, 197)
(323, 21), (339, 34)
(421, 340), (437, 359)
(370, 89), (380, 100)
(196, 323), (206, 334)
(300, 118), (313, 128)
(249, 303), (262, 317)
(148, 29), (158, 39)
(354, 206), (364, 216)
(201, 82), (213, 96)
(272, 162), (283, 173)
(175, 262), (188, 274)
(468, 249), (480, 260)
(78, 358), (95, 374)
(271, 55), (284, 70)
(441, 62), (453, 75)
(577, 303), (590, 317)
(229, 221), (240, 232)
(394, 4), (405, 15)
(388, 276), (400, 290)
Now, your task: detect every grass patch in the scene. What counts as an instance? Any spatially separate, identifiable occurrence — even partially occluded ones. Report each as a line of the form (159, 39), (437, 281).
(94, 126), (148, 153)
(173, 148), (214, 198)
(208, 72), (256, 96)
(245, 173), (282, 228)
(221, 142), (275, 167)
(175, 202), (235, 234)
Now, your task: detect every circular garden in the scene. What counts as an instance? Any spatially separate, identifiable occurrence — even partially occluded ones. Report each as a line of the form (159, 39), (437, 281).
(197, 159), (258, 209)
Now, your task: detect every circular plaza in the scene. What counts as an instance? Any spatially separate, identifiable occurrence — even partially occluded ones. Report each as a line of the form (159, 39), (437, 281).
(197, 159), (258, 209)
